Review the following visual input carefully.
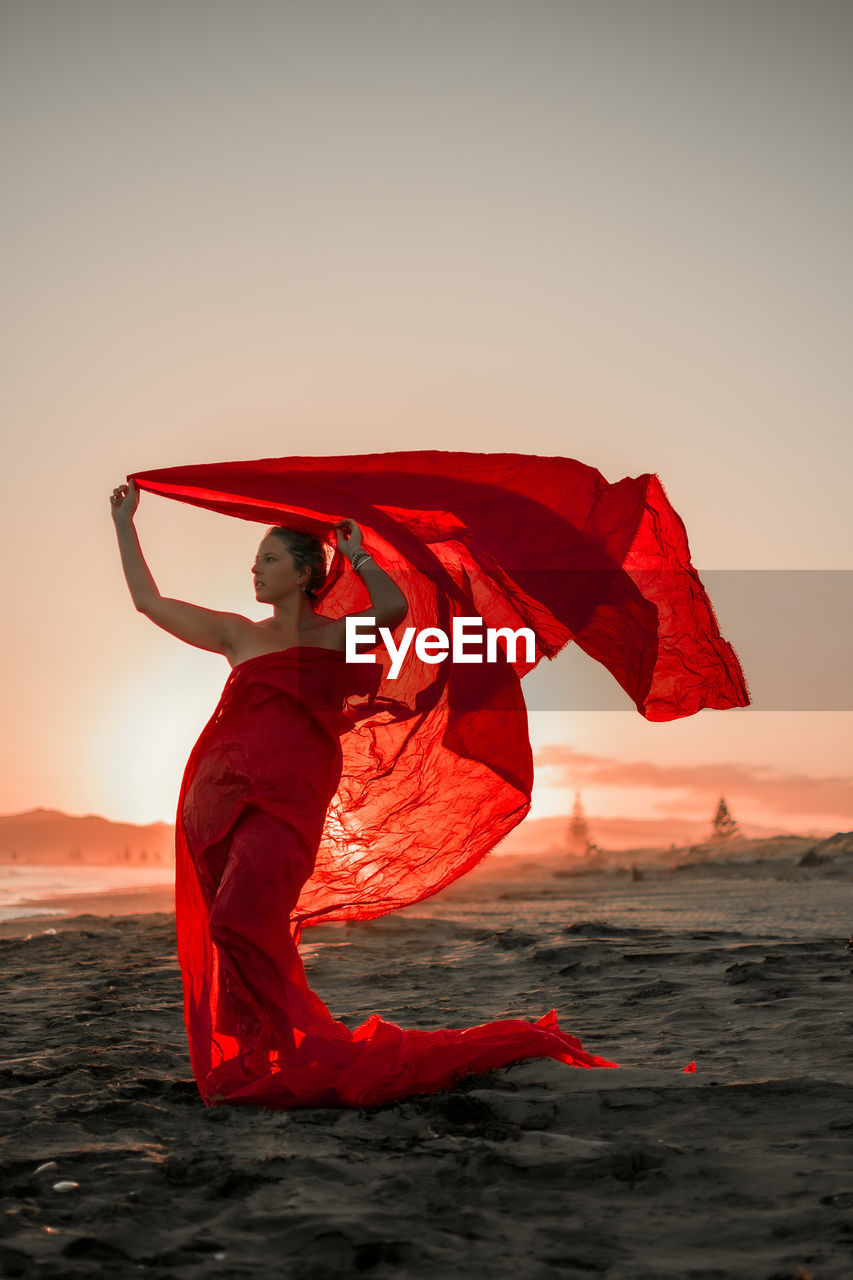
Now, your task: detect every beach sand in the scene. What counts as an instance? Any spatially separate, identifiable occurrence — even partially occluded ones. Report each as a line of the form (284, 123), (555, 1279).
(1, 856), (852, 1279)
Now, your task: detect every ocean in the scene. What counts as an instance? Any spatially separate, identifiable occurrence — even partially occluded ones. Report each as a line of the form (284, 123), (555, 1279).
(2, 855), (851, 944)
(0, 863), (175, 922)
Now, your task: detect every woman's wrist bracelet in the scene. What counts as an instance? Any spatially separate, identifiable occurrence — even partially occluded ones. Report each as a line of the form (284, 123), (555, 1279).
(350, 550), (374, 572)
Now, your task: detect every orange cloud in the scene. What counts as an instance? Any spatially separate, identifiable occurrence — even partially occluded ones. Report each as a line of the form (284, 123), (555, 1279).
(533, 746), (853, 820)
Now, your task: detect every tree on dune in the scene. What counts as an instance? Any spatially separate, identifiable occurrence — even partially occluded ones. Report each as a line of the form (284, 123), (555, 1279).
(710, 796), (741, 842)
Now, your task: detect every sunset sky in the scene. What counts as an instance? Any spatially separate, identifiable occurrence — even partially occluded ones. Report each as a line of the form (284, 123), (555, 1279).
(2, 1), (851, 837)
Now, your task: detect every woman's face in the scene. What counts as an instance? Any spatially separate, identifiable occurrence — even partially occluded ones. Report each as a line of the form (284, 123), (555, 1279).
(252, 535), (308, 603)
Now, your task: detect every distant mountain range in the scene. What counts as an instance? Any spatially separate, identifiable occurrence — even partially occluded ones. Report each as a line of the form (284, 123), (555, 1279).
(0, 808), (175, 864)
(0, 806), (832, 865)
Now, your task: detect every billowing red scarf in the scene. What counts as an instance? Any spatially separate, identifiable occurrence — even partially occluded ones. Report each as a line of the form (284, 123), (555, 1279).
(131, 449), (748, 935)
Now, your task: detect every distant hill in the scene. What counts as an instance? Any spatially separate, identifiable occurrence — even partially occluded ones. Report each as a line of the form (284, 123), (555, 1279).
(0, 805), (832, 866)
(497, 813), (833, 855)
(0, 808), (175, 865)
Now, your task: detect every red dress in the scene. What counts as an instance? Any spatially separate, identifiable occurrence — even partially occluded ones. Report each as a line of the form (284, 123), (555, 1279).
(132, 450), (749, 1107)
(176, 646), (616, 1106)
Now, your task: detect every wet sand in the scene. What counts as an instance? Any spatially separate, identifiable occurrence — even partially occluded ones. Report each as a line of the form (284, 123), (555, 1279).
(1, 862), (852, 1279)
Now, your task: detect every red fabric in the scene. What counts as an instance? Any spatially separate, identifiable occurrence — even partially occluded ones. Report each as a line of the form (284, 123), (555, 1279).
(131, 449), (748, 1107)
(175, 648), (615, 1106)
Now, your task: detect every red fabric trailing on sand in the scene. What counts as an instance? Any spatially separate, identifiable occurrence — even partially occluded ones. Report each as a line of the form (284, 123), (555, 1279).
(130, 450), (748, 1107)
(174, 649), (617, 1106)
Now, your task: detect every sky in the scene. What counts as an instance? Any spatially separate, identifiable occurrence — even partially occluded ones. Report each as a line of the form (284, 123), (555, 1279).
(2, 0), (851, 836)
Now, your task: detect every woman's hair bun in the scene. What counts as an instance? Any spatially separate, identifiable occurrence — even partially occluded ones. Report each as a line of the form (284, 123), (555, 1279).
(267, 526), (328, 600)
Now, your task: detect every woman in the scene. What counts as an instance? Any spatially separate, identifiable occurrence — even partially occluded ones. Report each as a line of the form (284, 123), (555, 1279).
(111, 478), (616, 1107)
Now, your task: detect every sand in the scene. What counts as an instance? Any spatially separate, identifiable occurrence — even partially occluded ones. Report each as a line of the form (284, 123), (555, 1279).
(1, 857), (852, 1279)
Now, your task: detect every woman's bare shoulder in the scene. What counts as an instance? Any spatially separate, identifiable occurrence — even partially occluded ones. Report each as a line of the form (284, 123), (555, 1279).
(227, 614), (348, 665)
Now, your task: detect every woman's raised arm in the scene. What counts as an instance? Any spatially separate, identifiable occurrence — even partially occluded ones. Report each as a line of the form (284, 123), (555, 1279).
(110, 480), (246, 656)
(334, 518), (408, 631)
